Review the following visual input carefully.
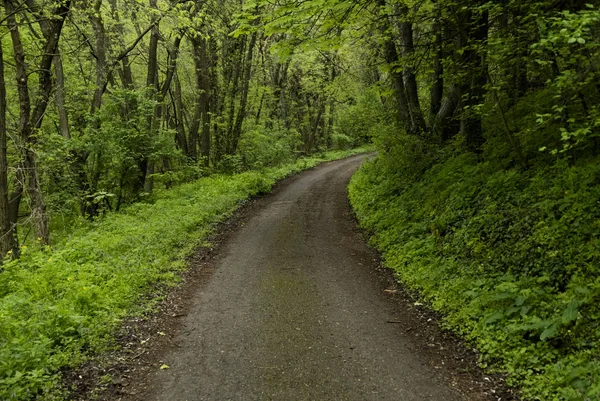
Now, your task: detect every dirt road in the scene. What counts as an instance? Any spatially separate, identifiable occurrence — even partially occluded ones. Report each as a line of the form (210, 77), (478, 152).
(127, 155), (475, 400)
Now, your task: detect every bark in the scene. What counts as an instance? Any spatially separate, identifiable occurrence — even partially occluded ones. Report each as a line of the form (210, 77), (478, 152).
(224, 36), (244, 155)
(310, 97), (325, 153)
(160, 36), (182, 100)
(429, 8), (444, 124)
(326, 62), (337, 147)
(173, 73), (188, 155)
(255, 92), (264, 125)
(459, 8), (488, 153)
(5, 0), (71, 245)
(146, 1), (160, 91)
(24, 0), (70, 138)
(396, 4), (426, 134)
(383, 38), (411, 132)
(141, 0), (160, 194)
(208, 36), (222, 163)
(512, 8), (530, 101)
(432, 84), (460, 142)
(230, 31), (258, 155)
(376, 0), (410, 130)
(200, 51), (211, 164)
(53, 56), (70, 138)
(108, 0), (135, 89)
(270, 58), (291, 129)
(90, 0), (107, 113)
(189, 34), (211, 162)
(0, 40), (17, 259)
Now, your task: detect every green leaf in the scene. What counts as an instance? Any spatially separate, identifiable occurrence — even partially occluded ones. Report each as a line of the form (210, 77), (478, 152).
(485, 312), (503, 324)
(540, 323), (559, 340)
(562, 300), (579, 324)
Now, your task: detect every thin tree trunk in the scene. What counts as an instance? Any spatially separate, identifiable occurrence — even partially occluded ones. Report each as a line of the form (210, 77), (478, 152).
(271, 59), (291, 129)
(429, 5), (444, 124)
(90, 0), (107, 113)
(230, 32), (258, 155)
(0, 40), (17, 258)
(23, 0), (70, 139)
(189, 34), (210, 162)
(108, 0), (135, 89)
(173, 73), (188, 155)
(225, 36), (244, 154)
(383, 38), (411, 132)
(5, 5), (49, 245)
(53, 55), (70, 139)
(396, 4), (426, 134)
(432, 84), (460, 141)
(460, 7), (488, 153)
(142, 0), (160, 193)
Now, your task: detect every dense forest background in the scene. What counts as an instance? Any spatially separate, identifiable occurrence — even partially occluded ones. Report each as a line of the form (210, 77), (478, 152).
(0, 0), (599, 399)
(0, 0), (367, 257)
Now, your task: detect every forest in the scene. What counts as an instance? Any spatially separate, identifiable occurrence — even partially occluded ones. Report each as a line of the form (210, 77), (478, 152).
(0, 0), (599, 399)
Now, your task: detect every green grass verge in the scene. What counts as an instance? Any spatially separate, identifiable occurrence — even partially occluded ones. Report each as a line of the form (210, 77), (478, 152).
(349, 153), (600, 400)
(0, 147), (369, 400)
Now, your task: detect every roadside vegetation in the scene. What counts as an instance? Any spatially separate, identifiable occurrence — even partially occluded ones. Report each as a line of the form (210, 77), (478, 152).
(345, 2), (600, 400)
(350, 148), (600, 400)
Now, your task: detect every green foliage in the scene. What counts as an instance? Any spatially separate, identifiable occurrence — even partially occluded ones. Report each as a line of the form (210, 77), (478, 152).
(350, 144), (600, 400)
(335, 88), (385, 147)
(237, 125), (301, 170)
(0, 148), (368, 400)
(530, 6), (600, 155)
(82, 89), (182, 203)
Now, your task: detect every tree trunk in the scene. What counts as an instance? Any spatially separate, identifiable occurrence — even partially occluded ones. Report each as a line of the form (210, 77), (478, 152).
(141, 0), (160, 193)
(230, 32), (258, 155)
(173, 73), (189, 155)
(224, 36), (244, 155)
(108, 0), (135, 89)
(395, 4), (426, 134)
(189, 34), (211, 163)
(459, 7), (488, 153)
(0, 40), (17, 259)
(429, 6), (444, 125)
(53, 55), (70, 139)
(90, 0), (107, 113)
(383, 38), (411, 132)
(23, 0), (70, 139)
(6, 3), (61, 245)
(270, 58), (291, 129)
(433, 84), (460, 142)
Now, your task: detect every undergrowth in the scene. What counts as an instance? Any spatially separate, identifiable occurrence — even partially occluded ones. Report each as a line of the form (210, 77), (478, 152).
(349, 149), (600, 400)
(0, 147), (368, 400)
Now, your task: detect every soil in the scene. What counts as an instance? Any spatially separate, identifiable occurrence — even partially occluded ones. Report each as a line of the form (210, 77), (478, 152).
(65, 154), (520, 401)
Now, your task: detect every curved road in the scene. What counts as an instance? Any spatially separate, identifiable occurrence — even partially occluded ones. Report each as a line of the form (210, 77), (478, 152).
(139, 155), (463, 401)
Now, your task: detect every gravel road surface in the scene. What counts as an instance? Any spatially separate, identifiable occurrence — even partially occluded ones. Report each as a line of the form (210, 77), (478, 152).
(135, 154), (463, 401)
